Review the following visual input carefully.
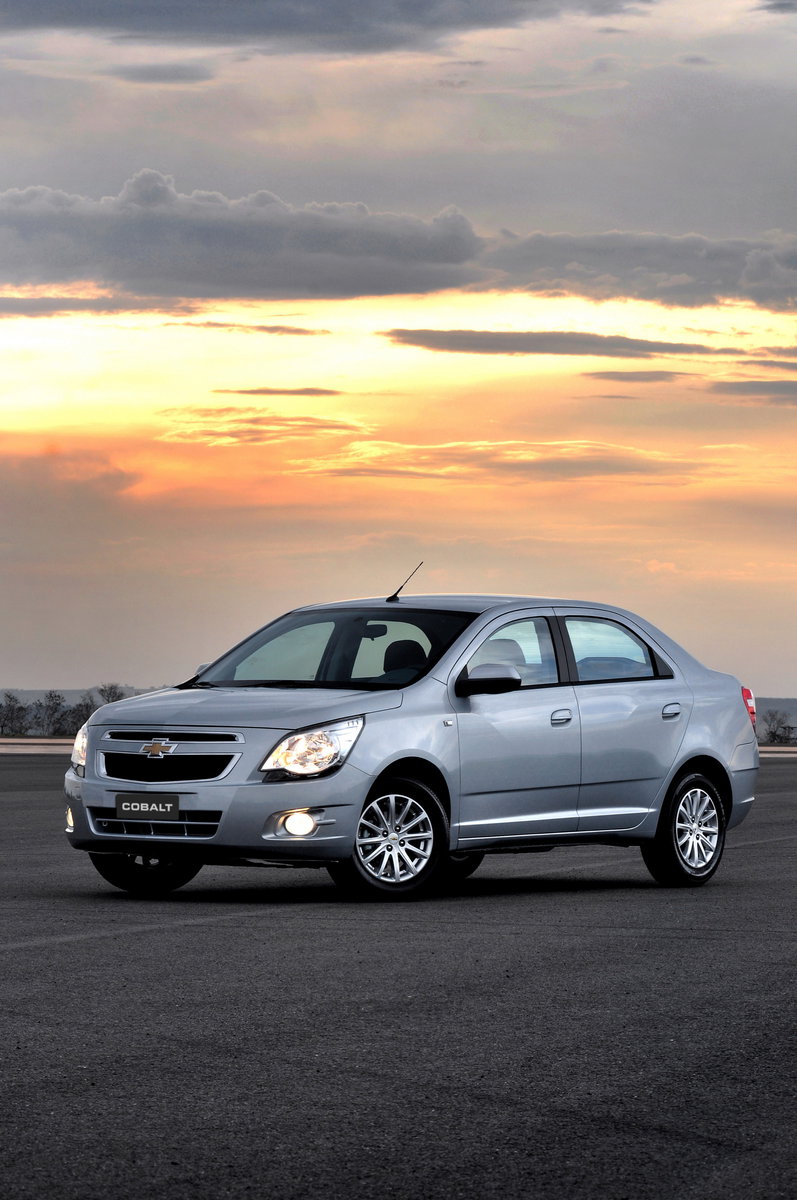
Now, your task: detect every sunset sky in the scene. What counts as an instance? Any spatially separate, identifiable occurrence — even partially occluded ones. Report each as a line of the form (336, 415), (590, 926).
(2, 0), (796, 694)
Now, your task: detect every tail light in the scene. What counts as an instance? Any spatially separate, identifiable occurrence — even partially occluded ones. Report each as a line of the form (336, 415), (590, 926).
(742, 686), (756, 727)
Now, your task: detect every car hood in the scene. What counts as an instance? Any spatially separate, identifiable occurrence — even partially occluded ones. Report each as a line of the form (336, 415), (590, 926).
(89, 686), (403, 731)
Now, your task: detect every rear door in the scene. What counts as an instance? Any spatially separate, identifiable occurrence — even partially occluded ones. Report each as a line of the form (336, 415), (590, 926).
(556, 611), (692, 832)
(451, 612), (581, 845)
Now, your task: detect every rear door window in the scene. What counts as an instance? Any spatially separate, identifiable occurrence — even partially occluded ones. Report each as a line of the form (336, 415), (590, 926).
(564, 617), (657, 682)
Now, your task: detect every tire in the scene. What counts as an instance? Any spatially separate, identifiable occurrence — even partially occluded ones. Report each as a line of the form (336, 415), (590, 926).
(88, 852), (202, 897)
(641, 773), (726, 887)
(438, 850), (485, 886)
(327, 777), (448, 899)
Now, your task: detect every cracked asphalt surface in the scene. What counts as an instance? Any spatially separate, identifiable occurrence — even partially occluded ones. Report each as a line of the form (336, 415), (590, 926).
(1, 756), (795, 1200)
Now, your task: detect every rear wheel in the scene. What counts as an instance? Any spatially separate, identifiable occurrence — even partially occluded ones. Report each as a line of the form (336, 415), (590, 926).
(327, 777), (448, 899)
(88, 853), (201, 897)
(641, 773), (726, 887)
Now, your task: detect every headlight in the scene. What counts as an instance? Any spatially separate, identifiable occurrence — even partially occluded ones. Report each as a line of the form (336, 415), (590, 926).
(261, 717), (363, 777)
(71, 723), (89, 768)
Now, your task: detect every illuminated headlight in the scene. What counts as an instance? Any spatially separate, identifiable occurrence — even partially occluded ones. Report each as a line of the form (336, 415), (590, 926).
(261, 717), (363, 777)
(71, 724), (89, 768)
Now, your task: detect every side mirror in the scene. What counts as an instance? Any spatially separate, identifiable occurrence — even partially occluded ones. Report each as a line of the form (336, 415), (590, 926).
(195, 663), (210, 675)
(455, 663), (522, 697)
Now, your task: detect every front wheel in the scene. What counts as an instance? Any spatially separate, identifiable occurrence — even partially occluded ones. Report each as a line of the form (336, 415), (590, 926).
(88, 853), (202, 897)
(327, 777), (448, 899)
(641, 773), (726, 887)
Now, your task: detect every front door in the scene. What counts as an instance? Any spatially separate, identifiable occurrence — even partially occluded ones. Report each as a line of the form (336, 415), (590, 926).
(452, 614), (581, 845)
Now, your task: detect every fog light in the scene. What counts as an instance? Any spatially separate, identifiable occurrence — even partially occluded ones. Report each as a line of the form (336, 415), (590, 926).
(65, 807), (74, 832)
(283, 811), (317, 837)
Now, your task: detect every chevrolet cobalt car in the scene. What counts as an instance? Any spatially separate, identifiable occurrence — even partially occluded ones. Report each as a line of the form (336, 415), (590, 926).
(65, 595), (758, 898)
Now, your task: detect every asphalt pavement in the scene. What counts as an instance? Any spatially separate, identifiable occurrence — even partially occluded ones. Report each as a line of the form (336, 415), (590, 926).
(1, 756), (795, 1200)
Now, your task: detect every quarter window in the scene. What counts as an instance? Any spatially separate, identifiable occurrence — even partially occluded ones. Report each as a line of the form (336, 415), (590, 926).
(469, 618), (559, 687)
(565, 617), (656, 682)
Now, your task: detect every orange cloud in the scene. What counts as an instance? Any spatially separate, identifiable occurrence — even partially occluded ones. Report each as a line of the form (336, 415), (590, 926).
(296, 437), (698, 482)
(157, 406), (370, 446)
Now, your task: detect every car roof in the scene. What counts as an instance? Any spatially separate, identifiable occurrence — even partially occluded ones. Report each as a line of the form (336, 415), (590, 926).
(289, 593), (708, 677)
(294, 594), (616, 615)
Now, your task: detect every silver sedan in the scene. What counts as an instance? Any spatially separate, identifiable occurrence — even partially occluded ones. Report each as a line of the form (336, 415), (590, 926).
(65, 594), (758, 898)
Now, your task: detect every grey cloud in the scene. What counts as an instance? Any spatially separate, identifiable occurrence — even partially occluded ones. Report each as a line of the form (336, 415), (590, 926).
(745, 359), (797, 371)
(707, 380), (797, 403)
(0, 296), (197, 316)
(0, 169), (485, 299)
(213, 387), (342, 396)
(484, 230), (797, 309)
(105, 62), (215, 84)
(384, 329), (734, 357)
(7, 170), (797, 310)
(0, 2), (653, 53)
(756, 2), (797, 10)
(583, 370), (693, 381)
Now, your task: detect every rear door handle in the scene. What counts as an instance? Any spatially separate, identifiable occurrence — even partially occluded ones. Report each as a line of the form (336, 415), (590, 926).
(551, 709), (573, 725)
(662, 703), (681, 720)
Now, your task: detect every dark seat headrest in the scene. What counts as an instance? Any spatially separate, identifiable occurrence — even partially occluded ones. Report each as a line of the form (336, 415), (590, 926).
(383, 639), (428, 674)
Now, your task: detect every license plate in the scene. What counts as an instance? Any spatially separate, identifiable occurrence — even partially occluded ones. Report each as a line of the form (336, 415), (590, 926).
(116, 795), (180, 820)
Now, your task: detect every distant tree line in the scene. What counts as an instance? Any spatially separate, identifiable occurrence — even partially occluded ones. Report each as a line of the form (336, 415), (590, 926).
(759, 709), (796, 745)
(2, 687), (794, 745)
(0, 684), (128, 738)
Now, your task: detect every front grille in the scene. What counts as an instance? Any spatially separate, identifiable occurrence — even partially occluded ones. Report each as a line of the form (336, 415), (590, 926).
(102, 753), (234, 782)
(88, 807), (222, 839)
(104, 730), (240, 743)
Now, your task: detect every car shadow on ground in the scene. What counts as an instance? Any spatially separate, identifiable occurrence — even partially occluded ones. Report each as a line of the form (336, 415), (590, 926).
(63, 867), (661, 908)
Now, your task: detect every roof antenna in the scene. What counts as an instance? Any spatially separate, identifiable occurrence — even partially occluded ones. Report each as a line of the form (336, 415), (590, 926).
(386, 561), (424, 603)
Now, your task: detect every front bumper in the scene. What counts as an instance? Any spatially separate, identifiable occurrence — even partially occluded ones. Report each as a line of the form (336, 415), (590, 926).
(64, 761), (371, 864)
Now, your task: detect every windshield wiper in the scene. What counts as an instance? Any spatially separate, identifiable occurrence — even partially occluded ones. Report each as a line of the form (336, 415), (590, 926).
(232, 680), (323, 688)
(184, 678), (388, 690)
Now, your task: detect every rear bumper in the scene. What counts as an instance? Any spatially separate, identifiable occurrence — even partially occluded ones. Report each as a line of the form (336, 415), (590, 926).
(727, 763), (758, 831)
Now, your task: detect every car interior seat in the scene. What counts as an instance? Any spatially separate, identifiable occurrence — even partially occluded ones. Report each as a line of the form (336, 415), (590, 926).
(471, 637), (525, 668)
(381, 639), (429, 682)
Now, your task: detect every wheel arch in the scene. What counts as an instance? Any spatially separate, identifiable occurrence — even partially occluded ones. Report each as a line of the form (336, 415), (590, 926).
(668, 755), (732, 821)
(369, 757), (452, 820)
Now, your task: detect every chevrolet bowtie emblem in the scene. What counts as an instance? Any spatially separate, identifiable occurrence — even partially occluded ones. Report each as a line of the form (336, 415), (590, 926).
(140, 739), (177, 758)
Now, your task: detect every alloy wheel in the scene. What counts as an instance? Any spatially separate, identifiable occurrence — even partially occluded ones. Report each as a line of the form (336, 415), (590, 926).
(355, 791), (435, 884)
(674, 786), (720, 870)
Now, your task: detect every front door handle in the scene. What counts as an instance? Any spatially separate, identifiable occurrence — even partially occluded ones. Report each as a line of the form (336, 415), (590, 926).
(662, 702), (681, 720)
(551, 709), (573, 725)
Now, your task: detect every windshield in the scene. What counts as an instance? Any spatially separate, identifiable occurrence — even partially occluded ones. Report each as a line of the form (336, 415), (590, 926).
(195, 607), (476, 690)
